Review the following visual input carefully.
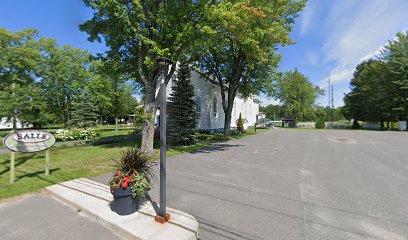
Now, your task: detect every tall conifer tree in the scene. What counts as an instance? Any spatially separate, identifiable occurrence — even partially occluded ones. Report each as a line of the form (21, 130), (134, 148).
(69, 88), (100, 128)
(167, 61), (197, 146)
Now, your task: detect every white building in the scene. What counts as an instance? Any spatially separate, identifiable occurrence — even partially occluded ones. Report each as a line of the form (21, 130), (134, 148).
(0, 117), (29, 130)
(159, 70), (261, 133)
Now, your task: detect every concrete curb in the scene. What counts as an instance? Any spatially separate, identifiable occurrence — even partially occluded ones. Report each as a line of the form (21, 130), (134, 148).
(46, 178), (198, 240)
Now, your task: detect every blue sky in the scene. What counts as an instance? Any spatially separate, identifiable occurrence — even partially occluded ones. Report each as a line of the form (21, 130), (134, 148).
(1, 0), (407, 107)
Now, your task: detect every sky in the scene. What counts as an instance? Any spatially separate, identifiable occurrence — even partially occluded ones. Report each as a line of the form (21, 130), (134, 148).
(1, 0), (408, 107)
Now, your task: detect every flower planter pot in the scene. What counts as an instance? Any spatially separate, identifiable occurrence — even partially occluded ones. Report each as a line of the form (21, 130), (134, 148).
(110, 187), (143, 215)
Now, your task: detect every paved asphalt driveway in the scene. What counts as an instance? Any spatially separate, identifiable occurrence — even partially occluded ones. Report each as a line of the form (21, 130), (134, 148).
(144, 129), (408, 240)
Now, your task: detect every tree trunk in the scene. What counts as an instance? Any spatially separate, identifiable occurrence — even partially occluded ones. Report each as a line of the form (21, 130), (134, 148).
(12, 117), (16, 132)
(115, 116), (119, 132)
(139, 64), (174, 153)
(222, 86), (237, 137)
(63, 110), (69, 129)
(223, 106), (233, 136)
(12, 83), (17, 132)
(140, 101), (157, 154)
(140, 79), (159, 154)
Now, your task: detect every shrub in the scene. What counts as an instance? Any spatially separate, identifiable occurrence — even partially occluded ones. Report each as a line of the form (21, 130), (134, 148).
(211, 133), (230, 141)
(197, 134), (211, 141)
(55, 128), (99, 141)
(352, 120), (360, 129)
(237, 113), (244, 132)
(315, 118), (325, 129)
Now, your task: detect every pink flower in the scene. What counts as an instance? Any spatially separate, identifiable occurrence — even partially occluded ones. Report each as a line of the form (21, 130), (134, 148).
(124, 176), (130, 182)
(121, 181), (128, 188)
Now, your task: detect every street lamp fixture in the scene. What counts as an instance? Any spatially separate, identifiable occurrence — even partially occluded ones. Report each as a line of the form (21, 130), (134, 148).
(156, 57), (173, 67)
(154, 57), (173, 224)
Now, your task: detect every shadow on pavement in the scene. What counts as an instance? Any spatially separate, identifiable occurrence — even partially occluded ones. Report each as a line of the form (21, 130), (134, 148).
(191, 143), (243, 154)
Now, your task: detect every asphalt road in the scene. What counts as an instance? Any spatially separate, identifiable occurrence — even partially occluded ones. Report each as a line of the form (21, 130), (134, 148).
(144, 129), (408, 240)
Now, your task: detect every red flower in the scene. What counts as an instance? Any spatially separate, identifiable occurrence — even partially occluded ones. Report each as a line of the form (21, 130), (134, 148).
(115, 171), (120, 176)
(124, 176), (130, 182)
(121, 181), (128, 188)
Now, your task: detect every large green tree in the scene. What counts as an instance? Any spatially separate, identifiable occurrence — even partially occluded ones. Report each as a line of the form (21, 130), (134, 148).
(94, 59), (139, 131)
(381, 31), (408, 120)
(39, 42), (92, 128)
(275, 69), (323, 123)
(69, 88), (100, 128)
(194, 0), (305, 136)
(343, 31), (408, 127)
(343, 60), (393, 127)
(0, 28), (48, 130)
(80, 0), (200, 153)
(259, 104), (285, 121)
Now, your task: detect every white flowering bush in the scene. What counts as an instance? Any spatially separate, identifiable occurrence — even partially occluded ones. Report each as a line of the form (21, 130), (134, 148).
(55, 128), (99, 141)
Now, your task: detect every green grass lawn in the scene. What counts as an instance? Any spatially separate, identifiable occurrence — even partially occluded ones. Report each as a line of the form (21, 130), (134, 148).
(0, 130), (10, 148)
(0, 127), (270, 200)
(95, 128), (139, 139)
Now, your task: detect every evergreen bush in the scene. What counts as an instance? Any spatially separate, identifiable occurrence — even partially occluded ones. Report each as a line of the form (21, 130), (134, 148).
(352, 120), (360, 129)
(315, 118), (325, 129)
(69, 88), (99, 128)
(167, 61), (198, 146)
(237, 113), (244, 132)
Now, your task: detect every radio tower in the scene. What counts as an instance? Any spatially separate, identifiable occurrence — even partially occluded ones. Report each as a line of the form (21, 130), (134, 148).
(328, 78), (331, 107)
(331, 85), (334, 125)
(328, 77), (332, 128)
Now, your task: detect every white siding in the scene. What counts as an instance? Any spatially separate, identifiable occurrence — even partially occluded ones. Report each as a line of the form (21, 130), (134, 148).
(0, 118), (30, 130)
(230, 97), (259, 129)
(162, 70), (259, 132)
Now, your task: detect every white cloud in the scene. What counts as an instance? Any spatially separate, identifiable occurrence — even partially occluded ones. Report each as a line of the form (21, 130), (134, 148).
(316, 0), (408, 104)
(318, 66), (354, 89)
(300, 0), (316, 35)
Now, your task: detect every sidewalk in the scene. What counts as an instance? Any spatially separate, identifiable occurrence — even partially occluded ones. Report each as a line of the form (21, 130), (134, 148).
(0, 193), (121, 240)
(47, 178), (198, 240)
(0, 178), (198, 240)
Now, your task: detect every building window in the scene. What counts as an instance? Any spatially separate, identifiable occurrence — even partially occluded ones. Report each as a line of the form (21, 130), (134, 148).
(196, 97), (201, 118)
(212, 97), (217, 118)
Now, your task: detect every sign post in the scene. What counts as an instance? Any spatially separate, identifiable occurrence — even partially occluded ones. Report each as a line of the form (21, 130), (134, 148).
(10, 151), (15, 184)
(45, 149), (50, 176)
(3, 130), (56, 183)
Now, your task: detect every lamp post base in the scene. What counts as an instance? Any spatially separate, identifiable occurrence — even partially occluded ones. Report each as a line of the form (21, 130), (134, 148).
(155, 213), (170, 224)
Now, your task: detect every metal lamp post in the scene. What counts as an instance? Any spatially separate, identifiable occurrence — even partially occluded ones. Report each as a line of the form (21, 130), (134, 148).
(155, 57), (172, 223)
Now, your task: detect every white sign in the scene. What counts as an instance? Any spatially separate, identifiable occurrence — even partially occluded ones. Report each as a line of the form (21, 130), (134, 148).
(3, 130), (56, 153)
